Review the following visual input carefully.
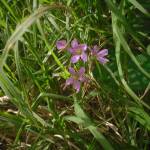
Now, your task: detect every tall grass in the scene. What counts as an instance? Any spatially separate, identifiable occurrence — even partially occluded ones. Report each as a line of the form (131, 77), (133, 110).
(0, 0), (149, 149)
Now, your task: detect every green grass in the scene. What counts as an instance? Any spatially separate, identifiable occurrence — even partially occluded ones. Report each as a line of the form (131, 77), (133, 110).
(0, 0), (150, 149)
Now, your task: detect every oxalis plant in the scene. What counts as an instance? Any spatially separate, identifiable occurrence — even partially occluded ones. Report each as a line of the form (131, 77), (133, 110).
(0, 0), (150, 150)
(56, 39), (108, 93)
(56, 39), (113, 149)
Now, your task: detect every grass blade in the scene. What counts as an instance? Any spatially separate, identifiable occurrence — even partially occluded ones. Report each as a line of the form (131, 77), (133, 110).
(0, 4), (66, 68)
(128, 0), (149, 16)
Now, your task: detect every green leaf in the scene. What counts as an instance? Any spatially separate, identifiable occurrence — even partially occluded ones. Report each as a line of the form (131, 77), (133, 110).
(128, 0), (149, 16)
(114, 22), (150, 79)
(147, 45), (150, 56)
(0, 111), (23, 128)
(32, 112), (50, 127)
(48, 14), (60, 31)
(65, 116), (84, 124)
(74, 101), (90, 123)
(105, 0), (144, 48)
(65, 100), (114, 150)
(88, 125), (114, 150)
(0, 4), (66, 69)
(129, 107), (150, 130)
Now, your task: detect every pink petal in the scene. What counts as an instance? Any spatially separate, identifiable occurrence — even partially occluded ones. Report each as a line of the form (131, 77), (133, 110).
(71, 55), (80, 63)
(98, 57), (109, 64)
(91, 50), (96, 55)
(78, 44), (87, 51)
(73, 80), (81, 93)
(69, 67), (75, 75)
(97, 49), (108, 57)
(78, 67), (85, 75)
(93, 45), (99, 51)
(78, 67), (86, 82)
(68, 48), (77, 55)
(56, 40), (67, 50)
(68, 48), (74, 53)
(81, 52), (87, 62)
(91, 45), (99, 55)
(65, 77), (74, 86)
(79, 76), (85, 82)
(71, 39), (78, 48)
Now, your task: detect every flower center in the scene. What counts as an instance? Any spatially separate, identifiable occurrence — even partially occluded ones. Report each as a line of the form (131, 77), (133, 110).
(76, 49), (82, 55)
(73, 74), (79, 80)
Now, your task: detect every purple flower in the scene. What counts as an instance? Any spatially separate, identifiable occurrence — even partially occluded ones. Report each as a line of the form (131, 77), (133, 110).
(69, 39), (87, 63)
(56, 40), (67, 50)
(91, 45), (109, 64)
(65, 67), (86, 93)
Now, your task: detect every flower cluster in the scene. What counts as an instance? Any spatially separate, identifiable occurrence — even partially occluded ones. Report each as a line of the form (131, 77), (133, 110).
(64, 67), (86, 93)
(56, 39), (109, 93)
